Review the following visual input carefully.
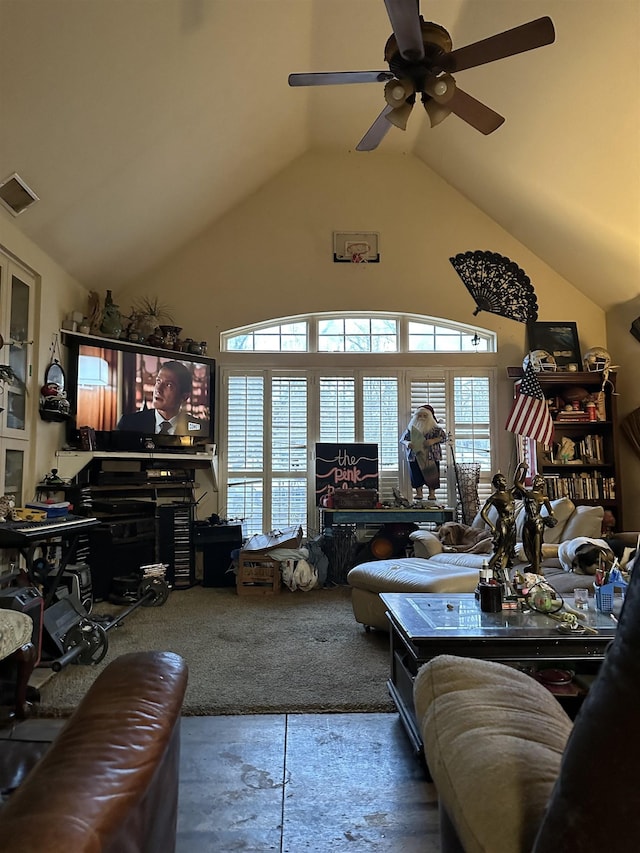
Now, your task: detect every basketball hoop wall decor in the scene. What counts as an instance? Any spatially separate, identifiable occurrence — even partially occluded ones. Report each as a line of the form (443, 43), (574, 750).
(333, 231), (380, 263)
(449, 250), (538, 323)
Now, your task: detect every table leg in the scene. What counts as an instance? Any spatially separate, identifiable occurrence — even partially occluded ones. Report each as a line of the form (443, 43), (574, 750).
(11, 642), (37, 718)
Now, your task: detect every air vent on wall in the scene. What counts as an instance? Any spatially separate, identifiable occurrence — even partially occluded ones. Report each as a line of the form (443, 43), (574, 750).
(0, 173), (40, 216)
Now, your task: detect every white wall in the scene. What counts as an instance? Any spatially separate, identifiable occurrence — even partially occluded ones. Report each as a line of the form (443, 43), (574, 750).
(121, 151), (607, 482)
(1, 215), (88, 492)
(4, 151), (624, 527)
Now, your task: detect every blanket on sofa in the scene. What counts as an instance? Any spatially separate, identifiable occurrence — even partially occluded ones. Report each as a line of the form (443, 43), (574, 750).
(437, 522), (492, 554)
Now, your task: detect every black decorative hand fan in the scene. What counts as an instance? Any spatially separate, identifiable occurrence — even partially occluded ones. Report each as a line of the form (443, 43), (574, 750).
(449, 251), (538, 323)
(288, 0), (555, 150)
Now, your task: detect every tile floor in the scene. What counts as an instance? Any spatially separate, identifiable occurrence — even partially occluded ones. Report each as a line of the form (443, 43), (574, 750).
(3, 712), (441, 852)
(178, 712), (440, 853)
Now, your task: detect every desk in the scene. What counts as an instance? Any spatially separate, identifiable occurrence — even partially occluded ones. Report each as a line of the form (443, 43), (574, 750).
(322, 507), (454, 527)
(0, 516), (101, 607)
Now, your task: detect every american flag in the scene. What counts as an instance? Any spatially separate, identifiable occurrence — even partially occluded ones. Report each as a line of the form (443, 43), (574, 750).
(505, 359), (554, 447)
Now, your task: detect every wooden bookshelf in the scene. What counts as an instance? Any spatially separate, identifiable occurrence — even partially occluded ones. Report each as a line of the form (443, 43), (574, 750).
(508, 369), (622, 531)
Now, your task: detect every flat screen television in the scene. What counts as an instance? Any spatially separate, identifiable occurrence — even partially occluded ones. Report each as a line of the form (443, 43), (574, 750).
(63, 332), (215, 452)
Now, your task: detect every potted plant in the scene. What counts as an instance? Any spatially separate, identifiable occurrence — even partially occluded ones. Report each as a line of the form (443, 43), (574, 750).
(129, 296), (175, 342)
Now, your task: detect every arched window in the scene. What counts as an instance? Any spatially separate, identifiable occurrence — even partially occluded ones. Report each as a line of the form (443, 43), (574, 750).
(219, 313), (496, 536)
(222, 312), (495, 353)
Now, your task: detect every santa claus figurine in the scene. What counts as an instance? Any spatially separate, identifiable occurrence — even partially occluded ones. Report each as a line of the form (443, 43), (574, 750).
(400, 405), (447, 502)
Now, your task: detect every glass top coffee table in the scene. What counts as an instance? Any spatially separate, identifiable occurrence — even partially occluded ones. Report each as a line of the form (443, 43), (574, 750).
(380, 592), (618, 752)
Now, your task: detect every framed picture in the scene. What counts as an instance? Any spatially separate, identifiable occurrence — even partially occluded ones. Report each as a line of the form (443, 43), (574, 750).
(527, 321), (581, 368)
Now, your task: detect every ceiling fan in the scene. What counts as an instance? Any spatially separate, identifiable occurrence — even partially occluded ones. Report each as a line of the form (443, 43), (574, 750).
(288, 0), (555, 151)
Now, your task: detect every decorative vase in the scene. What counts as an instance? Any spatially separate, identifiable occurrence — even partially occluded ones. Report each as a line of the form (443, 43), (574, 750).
(158, 325), (182, 349)
(100, 290), (123, 339)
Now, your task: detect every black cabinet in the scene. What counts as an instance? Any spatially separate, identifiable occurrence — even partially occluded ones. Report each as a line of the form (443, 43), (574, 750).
(194, 523), (243, 587)
(50, 452), (214, 596)
(88, 515), (156, 600)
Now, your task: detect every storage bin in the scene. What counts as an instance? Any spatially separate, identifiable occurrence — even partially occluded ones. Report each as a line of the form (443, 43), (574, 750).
(594, 578), (627, 613)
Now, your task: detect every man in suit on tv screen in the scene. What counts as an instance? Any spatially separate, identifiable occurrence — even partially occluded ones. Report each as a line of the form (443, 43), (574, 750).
(117, 360), (205, 436)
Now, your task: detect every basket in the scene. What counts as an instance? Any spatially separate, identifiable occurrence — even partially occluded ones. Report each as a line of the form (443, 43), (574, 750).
(331, 489), (378, 509)
(594, 579), (627, 613)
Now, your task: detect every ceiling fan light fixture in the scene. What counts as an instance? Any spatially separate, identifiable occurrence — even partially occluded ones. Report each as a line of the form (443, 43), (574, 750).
(384, 77), (414, 108)
(423, 97), (451, 128)
(433, 79), (448, 97)
(385, 101), (413, 130)
(426, 74), (456, 104)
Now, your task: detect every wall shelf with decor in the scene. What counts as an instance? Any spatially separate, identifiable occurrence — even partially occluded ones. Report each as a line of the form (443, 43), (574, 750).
(507, 368), (622, 532)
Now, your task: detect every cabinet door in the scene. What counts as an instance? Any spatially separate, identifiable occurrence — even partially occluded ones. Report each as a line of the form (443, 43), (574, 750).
(1, 263), (34, 435)
(1, 441), (26, 506)
(0, 252), (35, 504)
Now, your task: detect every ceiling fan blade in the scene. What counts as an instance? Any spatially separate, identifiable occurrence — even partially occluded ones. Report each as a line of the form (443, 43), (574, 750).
(288, 71), (393, 87)
(383, 0), (425, 61)
(356, 105), (395, 151)
(448, 88), (505, 135)
(439, 16), (555, 74)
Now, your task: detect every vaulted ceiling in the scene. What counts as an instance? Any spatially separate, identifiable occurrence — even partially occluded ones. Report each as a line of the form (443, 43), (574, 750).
(1, 1), (638, 311)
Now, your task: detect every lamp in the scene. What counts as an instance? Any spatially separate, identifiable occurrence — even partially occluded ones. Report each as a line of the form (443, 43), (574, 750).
(385, 101), (413, 130)
(384, 78), (414, 108)
(78, 355), (109, 387)
(423, 96), (452, 128)
(384, 78), (415, 130)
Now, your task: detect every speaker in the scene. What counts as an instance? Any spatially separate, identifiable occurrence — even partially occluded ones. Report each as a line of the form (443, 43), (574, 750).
(60, 563), (93, 614)
(42, 598), (83, 657)
(0, 586), (44, 666)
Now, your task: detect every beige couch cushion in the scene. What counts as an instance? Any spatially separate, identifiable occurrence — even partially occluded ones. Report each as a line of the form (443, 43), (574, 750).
(561, 504), (604, 540)
(347, 557), (479, 594)
(472, 497), (575, 544)
(415, 655), (573, 853)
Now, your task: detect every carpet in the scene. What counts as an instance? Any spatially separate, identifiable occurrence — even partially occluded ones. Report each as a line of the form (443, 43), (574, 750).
(36, 585), (394, 716)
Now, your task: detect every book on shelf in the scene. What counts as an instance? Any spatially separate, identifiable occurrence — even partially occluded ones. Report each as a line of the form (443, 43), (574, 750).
(543, 472), (616, 501)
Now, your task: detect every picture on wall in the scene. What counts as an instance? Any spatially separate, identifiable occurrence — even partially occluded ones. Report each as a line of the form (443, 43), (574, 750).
(527, 321), (581, 368)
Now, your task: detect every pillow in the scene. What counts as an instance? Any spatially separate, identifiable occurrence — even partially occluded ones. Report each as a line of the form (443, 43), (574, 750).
(561, 504), (605, 541)
(473, 499), (524, 531)
(409, 529), (443, 559)
(471, 506), (495, 529)
(543, 497), (576, 543)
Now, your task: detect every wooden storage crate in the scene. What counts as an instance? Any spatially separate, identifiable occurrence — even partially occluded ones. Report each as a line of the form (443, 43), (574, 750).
(237, 555), (281, 596)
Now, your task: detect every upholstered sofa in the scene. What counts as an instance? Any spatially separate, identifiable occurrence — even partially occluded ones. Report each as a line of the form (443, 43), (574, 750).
(413, 546), (640, 853)
(0, 650), (188, 853)
(348, 498), (636, 630)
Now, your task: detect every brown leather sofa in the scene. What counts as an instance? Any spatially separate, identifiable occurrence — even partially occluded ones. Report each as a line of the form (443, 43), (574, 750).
(0, 650), (188, 853)
(414, 550), (640, 852)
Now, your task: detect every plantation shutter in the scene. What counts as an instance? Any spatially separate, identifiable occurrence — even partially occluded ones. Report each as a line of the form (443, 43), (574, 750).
(363, 376), (399, 502)
(452, 375), (492, 506)
(319, 377), (356, 441)
(407, 376), (448, 503)
(226, 375), (265, 535)
(271, 376), (308, 530)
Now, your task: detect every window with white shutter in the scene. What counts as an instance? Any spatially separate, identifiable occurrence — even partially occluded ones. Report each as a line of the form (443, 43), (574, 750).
(220, 315), (496, 536)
